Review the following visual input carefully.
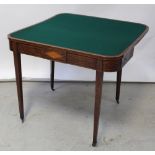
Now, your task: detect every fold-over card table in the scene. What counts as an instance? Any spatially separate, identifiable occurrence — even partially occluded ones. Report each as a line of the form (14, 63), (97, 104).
(8, 13), (148, 146)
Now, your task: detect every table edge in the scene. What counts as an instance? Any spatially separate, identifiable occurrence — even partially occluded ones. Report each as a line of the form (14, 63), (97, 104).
(8, 24), (148, 59)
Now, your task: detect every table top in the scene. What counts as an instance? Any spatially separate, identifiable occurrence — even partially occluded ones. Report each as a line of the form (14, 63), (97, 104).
(10, 13), (147, 56)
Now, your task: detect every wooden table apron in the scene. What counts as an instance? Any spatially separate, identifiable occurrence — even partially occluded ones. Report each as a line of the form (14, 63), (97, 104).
(8, 25), (148, 146)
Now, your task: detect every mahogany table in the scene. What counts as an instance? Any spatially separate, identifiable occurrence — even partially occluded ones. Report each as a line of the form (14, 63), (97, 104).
(8, 13), (148, 146)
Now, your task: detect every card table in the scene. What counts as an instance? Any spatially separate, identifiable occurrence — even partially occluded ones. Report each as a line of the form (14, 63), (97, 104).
(8, 13), (148, 146)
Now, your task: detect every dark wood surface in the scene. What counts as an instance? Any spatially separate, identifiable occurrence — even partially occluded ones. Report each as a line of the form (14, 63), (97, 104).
(12, 43), (24, 122)
(92, 61), (103, 146)
(8, 22), (148, 146)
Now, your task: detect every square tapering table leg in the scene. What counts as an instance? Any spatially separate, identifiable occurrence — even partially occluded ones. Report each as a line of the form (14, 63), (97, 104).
(13, 51), (24, 122)
(92, 71), (103, 146)
(50, 60), (55, 91)
(116, 69), (122, 104)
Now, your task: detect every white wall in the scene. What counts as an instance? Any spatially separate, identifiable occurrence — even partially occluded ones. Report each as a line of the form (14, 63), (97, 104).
(0, 4), (154, 82)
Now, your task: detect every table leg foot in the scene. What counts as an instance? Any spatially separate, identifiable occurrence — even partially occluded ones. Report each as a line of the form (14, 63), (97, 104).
(115, 97), (119, 104)
(92, 141), (97, 147)
(21, 117), (24, 123)
(20, 114), (24, 123)
(51, 88), (55, 91)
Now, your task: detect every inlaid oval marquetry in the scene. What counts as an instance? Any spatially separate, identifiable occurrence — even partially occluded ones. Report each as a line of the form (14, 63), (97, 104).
(46, 51), (63, 59)
(45, 49), (66, 62)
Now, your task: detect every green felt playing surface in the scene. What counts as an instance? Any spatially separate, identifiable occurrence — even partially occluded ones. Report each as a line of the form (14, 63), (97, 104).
(10, 13), (147, 56)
